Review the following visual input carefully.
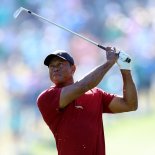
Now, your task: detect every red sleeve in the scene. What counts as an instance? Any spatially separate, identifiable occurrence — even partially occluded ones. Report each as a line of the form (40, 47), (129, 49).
(96, 88), (115, 113)
(37, 87), (62, 133)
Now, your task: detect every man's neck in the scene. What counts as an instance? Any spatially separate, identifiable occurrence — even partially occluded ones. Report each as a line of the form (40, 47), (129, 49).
(55, 79), (74, 88)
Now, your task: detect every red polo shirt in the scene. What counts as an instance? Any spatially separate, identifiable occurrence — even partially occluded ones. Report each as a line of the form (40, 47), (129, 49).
(37, 86), (115, 155)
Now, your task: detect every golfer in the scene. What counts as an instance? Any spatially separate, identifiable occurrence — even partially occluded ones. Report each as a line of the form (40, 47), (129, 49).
(37, 47), (138, 155)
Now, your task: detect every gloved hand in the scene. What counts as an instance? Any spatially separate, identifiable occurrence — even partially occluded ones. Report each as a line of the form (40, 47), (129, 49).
(116, 50), (131, 70)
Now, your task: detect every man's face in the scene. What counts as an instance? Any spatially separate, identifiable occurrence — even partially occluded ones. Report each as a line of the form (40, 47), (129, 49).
(48, 57), (75, 85)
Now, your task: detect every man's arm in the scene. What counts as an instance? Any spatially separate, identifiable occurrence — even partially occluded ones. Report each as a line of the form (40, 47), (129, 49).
(109, 70), (138, 113)
(60, 47), (118, 108)
(108, 50), (138, 113)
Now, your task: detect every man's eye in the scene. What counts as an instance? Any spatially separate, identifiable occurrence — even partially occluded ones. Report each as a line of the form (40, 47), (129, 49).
(49, 62), (64, 68)
(59, 62), (63, 65)
(58, 62), (63, 67)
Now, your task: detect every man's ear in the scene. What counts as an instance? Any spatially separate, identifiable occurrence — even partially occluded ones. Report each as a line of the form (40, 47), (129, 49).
(71, 65), (76, 75)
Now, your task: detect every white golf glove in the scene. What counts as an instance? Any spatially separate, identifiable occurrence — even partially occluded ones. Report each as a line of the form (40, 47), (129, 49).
(116, 50), (131, 70)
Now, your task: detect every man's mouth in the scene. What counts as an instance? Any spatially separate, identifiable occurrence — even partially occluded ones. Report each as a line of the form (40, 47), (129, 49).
(52, 73), (60, 78)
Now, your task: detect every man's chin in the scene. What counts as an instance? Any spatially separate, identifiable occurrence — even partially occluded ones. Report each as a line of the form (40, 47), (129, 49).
(52, 79), (63, 85)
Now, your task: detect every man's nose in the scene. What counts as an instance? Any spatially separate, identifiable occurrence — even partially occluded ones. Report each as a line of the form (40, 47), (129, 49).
(53, 66), (59, 72)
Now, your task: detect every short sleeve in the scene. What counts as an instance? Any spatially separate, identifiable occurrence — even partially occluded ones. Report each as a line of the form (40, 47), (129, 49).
(37, 87), (62, 130)
(97, 88), (115, 113)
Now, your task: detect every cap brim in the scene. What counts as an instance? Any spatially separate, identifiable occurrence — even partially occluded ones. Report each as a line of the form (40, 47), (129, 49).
(44, 54), (67, 66)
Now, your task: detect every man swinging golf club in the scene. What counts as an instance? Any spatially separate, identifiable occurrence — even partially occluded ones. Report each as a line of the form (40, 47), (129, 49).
(37, 47), (138, 155)
(14, 7), (138, 155)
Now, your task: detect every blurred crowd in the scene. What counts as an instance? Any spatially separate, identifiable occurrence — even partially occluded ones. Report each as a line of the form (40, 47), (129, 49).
(0, 0), (155, 154)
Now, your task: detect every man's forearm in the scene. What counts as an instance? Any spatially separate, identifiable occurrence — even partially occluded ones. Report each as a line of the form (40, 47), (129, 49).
(121, 70), (138, 110)
(78, 60), (115, 92)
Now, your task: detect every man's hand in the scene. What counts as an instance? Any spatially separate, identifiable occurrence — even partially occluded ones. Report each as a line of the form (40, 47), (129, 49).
(116, 50), (131, 70)
(105, 47), (119, 64)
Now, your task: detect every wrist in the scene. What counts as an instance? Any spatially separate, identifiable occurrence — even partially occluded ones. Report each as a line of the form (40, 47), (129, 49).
(107, 60), (116, 66)
(121, 70), (133, 81)
(120, 70), (131, 74)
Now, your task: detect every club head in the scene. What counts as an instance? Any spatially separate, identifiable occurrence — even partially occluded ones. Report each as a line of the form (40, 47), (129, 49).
(13, 7), (27, 19)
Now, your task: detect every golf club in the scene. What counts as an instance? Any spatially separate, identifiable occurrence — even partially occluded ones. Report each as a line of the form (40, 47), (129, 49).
(13, 7), (131, 63)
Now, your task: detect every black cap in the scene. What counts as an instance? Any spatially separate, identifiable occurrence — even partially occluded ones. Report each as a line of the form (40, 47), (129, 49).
(44, 50), (74, 66)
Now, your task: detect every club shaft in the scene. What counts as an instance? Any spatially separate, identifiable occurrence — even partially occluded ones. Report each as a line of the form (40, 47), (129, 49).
(26, 10), (106, 50)
(28, 11), (97, 45)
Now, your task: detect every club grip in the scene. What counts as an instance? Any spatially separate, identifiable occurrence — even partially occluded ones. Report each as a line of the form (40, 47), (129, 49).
(97, 44), (106, 50)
